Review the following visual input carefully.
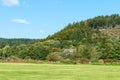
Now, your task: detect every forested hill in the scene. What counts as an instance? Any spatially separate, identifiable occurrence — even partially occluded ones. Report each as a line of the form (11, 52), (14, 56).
(0, 14), (120, 62)
(0, 38), (41, 48)
(47, 14), (120, 40)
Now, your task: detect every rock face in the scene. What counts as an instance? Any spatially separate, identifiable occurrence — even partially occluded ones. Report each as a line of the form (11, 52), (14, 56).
(54, 49), (76, 56)
(63, 49), (76, 55)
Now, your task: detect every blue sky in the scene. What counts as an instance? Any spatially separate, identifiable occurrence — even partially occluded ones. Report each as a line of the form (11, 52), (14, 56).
(0, 0), (120, 39)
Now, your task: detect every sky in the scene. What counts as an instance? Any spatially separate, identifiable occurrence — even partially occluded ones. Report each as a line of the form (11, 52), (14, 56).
(0, 0), (120, 39)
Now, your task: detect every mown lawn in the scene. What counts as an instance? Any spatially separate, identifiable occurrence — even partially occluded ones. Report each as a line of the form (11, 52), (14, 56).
(0, 63), (120, 80)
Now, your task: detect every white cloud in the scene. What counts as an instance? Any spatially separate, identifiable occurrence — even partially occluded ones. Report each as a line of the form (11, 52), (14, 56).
(2, 0), (19, 7)
(11, 19), (30, 24)
(40, 30), (45, 34)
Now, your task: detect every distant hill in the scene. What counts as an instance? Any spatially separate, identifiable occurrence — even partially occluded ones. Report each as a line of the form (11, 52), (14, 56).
(47, 14), (120, 41)
(1, 14), (120, 47)
(0, 38), (41, 48)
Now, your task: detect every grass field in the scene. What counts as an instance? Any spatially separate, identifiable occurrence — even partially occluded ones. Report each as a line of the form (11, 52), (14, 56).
(0, 63), (120, 80)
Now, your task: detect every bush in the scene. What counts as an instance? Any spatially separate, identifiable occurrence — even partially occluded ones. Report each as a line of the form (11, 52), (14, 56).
(6, 56), (21, 62)
(47, 53), (62, 62)
(104, 59), (118, 64)
(80, 58), (89, 64)
(98, 59), (104, 64)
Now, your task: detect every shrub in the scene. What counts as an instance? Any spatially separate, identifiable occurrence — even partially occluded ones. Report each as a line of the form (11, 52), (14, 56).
(104, 59), (118, 64)
(47, 53), (62, 62)
(80, 58), (89, 64)
(98, 59), (104, 64)
(6, 56), (21, 62)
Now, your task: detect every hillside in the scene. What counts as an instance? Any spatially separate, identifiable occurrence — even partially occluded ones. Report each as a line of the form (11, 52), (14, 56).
(0, 14), (120, 63)
(47, 14), (120, 41)
(100, 27), (120, 38)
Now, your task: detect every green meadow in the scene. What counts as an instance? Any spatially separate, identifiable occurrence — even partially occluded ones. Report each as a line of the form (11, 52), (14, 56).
(0, 63), (120, 80)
